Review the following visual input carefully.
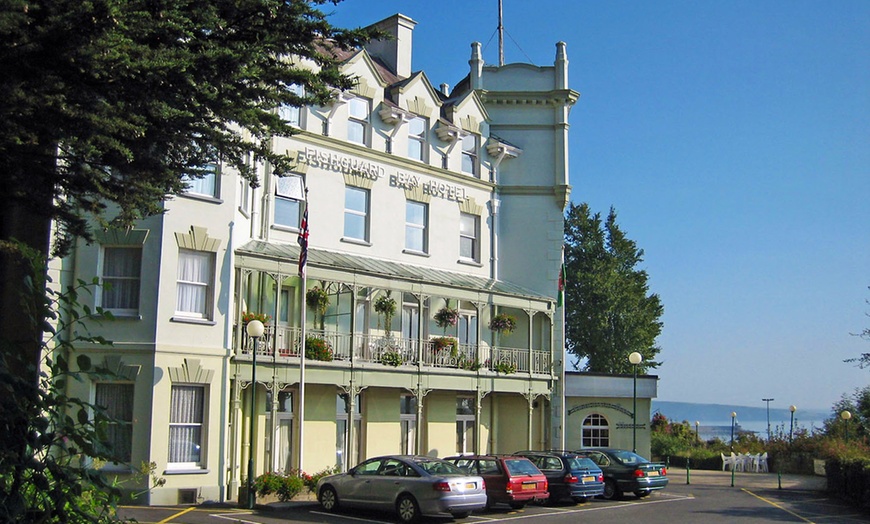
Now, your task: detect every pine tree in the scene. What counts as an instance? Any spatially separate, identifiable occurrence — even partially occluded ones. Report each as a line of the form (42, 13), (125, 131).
(563, 202), (664, 373)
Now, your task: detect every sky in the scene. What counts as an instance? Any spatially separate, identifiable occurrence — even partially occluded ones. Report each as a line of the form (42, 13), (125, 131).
(325, 1), (870, 414)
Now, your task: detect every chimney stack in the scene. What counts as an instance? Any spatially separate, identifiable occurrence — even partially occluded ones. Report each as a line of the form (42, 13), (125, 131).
(364, 14), (417, 78)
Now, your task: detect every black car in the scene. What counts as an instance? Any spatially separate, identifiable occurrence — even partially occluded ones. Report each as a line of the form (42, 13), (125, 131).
(514, 450), (604, 503)
(579, 448), (668, 499)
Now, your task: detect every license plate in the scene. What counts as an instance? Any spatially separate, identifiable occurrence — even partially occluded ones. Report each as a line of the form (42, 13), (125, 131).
(582, 476), (595, 482)
(522, 483), (537, 490)
(647, 471), (659, 477)
(465, 482), (476, 489)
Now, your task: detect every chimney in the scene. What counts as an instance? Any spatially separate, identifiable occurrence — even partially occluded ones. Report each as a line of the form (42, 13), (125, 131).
(469, 42), (484, 90)
(364, 14), (417, 78)
(440, 83), (450, 96)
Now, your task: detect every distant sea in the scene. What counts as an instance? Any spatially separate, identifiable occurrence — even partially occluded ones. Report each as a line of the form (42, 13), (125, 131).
(652, 401), (831, 442)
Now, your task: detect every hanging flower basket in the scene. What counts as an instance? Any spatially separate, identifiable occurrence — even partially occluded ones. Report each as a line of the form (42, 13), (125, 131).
(374, 291), (397, 331)
(430, 336), (459, 358)
(306, 287), (329, 315)
(434, 306), (459, 330)
(489, 313), (516, 334)
(241, 312), (270, 325)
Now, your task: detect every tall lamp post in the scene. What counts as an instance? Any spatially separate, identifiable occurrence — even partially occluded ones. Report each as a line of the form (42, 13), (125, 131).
(789, 405), (797, 442)
(762, 398), (774, 440)
(695, 421), (700, 443)
(629, 352), (643, 453)
(246, 319), (265, 510)
(841, 410), (852, 440)
(730, 412), (737, 452)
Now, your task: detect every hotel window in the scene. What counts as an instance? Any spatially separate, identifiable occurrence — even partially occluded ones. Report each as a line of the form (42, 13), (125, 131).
(337, 394), (362, 471)
(456, 396), (475, 454)
(347, 96), (371, 146)
(274, 174), (305, 229)
(458, 311), (478, 346)
(277, 84), (304, 127)
(99, 246), (142, 316)
(407, 116), (428, 162)
(461, 134), (479, 176)
(168, 385), (205, 468)
(343, 186), (369, 242)
(405, 201), (428, 253)
(582, 413), (610, 448)
(95, 383), (134, 463)
(400, 395), (417, 455)
(176, 249), (214, 319)
(459, 213), (479, 262)
(183, 163), (219, 198)
(266, 391), (294, 473)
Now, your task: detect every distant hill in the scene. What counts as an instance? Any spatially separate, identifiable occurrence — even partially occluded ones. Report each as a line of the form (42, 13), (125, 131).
(652, 400), (830, 427)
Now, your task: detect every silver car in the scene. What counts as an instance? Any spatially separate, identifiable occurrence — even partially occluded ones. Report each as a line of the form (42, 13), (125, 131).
(317, 455), (487, 522)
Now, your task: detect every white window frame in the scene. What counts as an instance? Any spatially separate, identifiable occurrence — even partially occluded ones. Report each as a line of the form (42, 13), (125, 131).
(175, 249), (214, 320)
(400, 394), (417, 455)
(343, 186), (370, 242)
(98, 246), (142, 316)
(459, 213), (480, 262)
(456, 396), (475, 454)
(461, 134), (479, 176)
(277, 83), (305, 128)
(183, 163), (219, 198)
(407, 115), (428, 162)
(405, 201), (428, 254)
(347, 96), (371, 146)
(582, 413), (610, 448)
(168, 384), (206, 470)
(274, 174), (305, 229)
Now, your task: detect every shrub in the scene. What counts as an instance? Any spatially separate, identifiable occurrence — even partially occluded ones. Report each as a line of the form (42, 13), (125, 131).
(305, 336), (333, 361)
(254, 471), (305, 501)
(303, 466), (340, 493)
(431, 336), (458, 356)
(380, 349), (403, 367)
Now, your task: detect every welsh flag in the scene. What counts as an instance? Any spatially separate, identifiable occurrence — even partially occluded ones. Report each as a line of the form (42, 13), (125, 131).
(557, 263), (566, 308)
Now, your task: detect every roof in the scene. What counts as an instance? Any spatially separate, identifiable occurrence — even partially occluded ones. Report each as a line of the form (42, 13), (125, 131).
(236, 240), (552, 302)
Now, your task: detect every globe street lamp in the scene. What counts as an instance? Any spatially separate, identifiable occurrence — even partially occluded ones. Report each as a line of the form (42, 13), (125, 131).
(246, 319), (265, 510)
(629, 351), (643, 453)
(789, 405), (797, 442)
(695, 421), (700, 443)
(762, 398), (774, 440)
(841, 410), (852, 440)
(730, 412), (737, 452)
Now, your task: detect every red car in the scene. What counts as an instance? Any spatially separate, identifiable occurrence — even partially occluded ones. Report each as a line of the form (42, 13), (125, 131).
(444, 454), (549, 509)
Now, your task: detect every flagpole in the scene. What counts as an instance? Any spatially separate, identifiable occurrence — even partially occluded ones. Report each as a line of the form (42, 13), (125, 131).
(559, 252), (567, 450)
(297, 191), (309, 473)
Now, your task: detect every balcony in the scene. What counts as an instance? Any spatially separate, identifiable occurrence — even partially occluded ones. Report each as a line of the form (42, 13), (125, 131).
(234, 325), (551, 376)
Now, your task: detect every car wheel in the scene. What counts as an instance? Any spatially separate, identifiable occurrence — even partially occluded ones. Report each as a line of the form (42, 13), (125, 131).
(635, 490), (650, 498)
(396, 494), (420, 523)
(603, 479), (622, 500)
(452, 511), (470, 519)
(509, 501), (526, 509)
(318, 485), (338, 512)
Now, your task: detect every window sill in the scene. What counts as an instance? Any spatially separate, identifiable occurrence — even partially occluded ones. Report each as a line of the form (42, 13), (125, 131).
(163, 468), (210, 475)
(178, 193), (223, 205)
(170, 316), (217, 326)
(341, 237), (371, 247)
(271, 224), (301, 234)
(457, 259), (484, 268)
(108, 313), (143, 320)
(402, 249), (430, 258)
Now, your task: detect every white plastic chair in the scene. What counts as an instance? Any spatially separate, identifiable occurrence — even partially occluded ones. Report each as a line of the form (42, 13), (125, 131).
(721, 452), (736, 471)
(756, 452), (769, 473)
(734, 453), (747, 472)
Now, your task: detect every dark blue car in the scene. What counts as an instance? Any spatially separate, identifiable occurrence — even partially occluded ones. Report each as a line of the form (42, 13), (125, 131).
(514, 451), (604, 503)
(579, 449), (669, 499)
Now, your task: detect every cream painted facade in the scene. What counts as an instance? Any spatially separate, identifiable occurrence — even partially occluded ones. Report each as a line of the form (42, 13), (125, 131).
(48, 13), (662, 507)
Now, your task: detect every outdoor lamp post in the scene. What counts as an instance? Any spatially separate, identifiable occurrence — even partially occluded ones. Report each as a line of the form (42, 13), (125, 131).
(629, 351), (643, 453)
(762, 398), (774, 440)
(730, 412), (737, 452)
(695, 421), (700, 443)
(789, 405), (797, 442)
(841, 410), (852, 440)
(246, 319), (265, 510)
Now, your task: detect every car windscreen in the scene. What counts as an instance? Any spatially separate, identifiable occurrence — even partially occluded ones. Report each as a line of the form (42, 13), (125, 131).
(504, 458), (540, 476)
(414, 458), (465, 475)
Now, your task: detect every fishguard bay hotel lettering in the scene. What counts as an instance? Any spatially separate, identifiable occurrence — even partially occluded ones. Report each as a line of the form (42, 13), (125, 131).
(298, 146), (468, 203)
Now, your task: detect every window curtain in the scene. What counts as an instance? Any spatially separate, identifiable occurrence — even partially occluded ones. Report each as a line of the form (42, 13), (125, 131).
(102, 248), (141, 310)
(176, 251), (212, 316)
(95, 383), (134, 462)
(169, 385), (204, 463)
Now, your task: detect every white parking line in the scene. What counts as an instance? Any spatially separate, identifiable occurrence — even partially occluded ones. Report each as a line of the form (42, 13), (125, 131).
(466, 495), (696, 521)
(211, 512), (261, 524)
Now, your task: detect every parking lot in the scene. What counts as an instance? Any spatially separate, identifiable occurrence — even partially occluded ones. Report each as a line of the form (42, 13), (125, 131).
(119, 469), (870, 524)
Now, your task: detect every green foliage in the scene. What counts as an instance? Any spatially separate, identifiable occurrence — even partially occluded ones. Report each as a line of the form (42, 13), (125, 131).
(254, 471), (304, 502)
(304, 336), (333, 361)
(374, 291), (397, 331)
(302, 466), (339, 493)
(434, 304), (459, 331)
(563, 202), (663, 373)
(380, 349), (403, 367)
(493, 361), (517, 374)
(489, 313), (517, 335)
(431, 336), (458, 357)
(458, 358), (482, 371)
(0, 246), (132, 522)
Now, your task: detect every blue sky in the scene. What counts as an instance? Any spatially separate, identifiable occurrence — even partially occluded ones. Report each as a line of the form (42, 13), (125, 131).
(327, 1), (870, 414)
